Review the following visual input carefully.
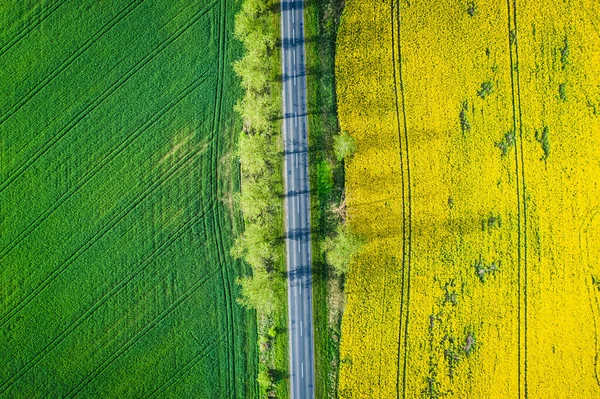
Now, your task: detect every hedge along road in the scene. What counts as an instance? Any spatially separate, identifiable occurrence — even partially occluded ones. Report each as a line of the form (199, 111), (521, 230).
(280, 0), (315, 397)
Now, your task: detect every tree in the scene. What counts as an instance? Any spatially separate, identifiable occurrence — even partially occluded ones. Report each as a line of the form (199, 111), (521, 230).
(234, 11), (276, 55)
(238, 132), (276, 177)
(333, 130), (357, 161)
(322, 224), (364, 275)
(238, 178), (276, 221)
(230, 221), (277, 271)
(236, 270), (280, 315)
(233, 52), (270, 93)
(234, 91), (279, 132)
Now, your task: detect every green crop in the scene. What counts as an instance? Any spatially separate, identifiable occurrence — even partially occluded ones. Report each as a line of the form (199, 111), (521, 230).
(0, 1), (257, 397)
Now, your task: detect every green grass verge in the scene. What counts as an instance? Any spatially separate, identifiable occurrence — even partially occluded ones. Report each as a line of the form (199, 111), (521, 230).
(304, 0), (346, 398)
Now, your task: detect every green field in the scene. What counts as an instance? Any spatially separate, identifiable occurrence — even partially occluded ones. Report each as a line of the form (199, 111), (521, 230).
(0, 1), (257, 397)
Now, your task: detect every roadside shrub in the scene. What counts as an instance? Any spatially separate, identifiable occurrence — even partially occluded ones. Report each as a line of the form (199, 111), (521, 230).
(333, 130), (357, 161)
(322, 224), (364, 275)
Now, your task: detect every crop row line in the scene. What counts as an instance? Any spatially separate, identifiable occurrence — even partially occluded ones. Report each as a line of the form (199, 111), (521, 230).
(0, 0), (216, 194)
(63, 267), (219, 398)
(0, 0), (145, 128)
(390, 1), (414, 398)
(0, 127), (207, 331)
(219, 0), (241, 396)
(0, 75), (207, 262)
(0, 0), (69, 58)
(0, 198), (216, 394)
(144, 337), (221, 399)
(377, 257), (391, 390)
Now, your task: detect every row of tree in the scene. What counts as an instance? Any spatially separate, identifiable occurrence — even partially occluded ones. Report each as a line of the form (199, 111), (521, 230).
(230, 0), (286, 395)
(231, 0), (365, 393)
(231, 0), (283, 318)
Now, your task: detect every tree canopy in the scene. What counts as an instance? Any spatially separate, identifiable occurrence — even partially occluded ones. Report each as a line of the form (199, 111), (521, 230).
(322, 224), (364, 275)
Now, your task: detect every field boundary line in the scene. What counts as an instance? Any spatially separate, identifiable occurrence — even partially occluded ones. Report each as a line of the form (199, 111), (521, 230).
(0, 0), (217, 194)
(0, 75), (208, 262)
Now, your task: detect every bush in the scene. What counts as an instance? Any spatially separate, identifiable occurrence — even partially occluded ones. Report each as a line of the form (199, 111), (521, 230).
(333, 130), (357, 161)
(257, 369), (272, 388)
(322, 224), (364, 274)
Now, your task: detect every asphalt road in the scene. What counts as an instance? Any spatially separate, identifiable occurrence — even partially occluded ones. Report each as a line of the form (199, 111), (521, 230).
(280, 0), (315, 398)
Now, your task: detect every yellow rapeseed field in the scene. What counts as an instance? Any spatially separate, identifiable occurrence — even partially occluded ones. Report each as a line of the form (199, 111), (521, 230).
(336, 0), (600, 397)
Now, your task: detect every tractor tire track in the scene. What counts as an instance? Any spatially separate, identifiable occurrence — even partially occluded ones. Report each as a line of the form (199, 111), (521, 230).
(0, 202), (215, 394)
(0, 0), (145, 127)
(0, 1), (216, 194)
(391, 1), (413, 398)
(0, 0), (196, 173)
(0, 0), (69, 58)
(213, 0), (239, 397)
(506, 0), (528, 396)
(390, 2), (407, 397)
(514, 6), (529, 397)
(0, 75), (207, 262)
(0, 139), (207, 329)
(63, 269), (218, 399)
(206, 1), (236, 397)
(144, 338), (220, 399)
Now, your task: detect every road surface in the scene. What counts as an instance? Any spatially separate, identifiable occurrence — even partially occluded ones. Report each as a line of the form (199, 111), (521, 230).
(280, 0), (315, 398)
